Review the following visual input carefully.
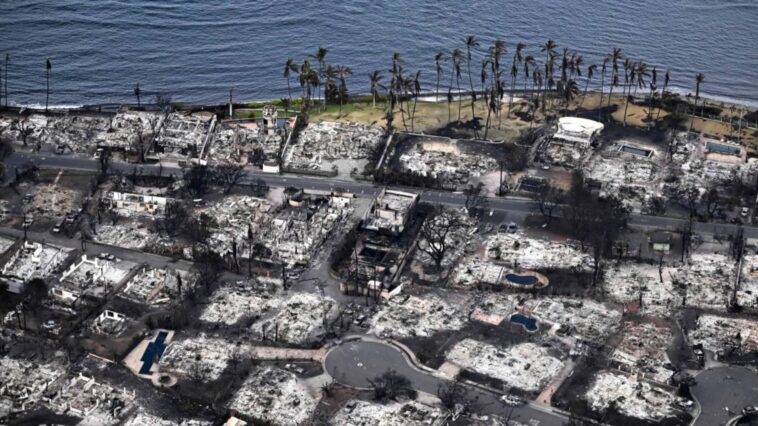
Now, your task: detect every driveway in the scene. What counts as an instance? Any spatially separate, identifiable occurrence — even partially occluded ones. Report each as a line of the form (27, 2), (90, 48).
(324, 339), (566, 426)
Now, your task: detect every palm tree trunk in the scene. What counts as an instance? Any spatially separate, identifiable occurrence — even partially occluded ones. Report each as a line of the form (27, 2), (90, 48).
(467, 61), (476, 118)
(411, 95), (418, 132)
(45, 71), (49, 112)
(598, 72), (605, 121)
(287, 78), (292, 104)
(457, 76), (462, 122)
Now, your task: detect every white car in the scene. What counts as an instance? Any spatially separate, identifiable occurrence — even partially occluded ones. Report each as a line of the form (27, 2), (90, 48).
(500, 395), (523, 406)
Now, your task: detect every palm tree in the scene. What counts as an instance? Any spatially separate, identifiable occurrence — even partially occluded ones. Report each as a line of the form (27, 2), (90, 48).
(434, 53), (447, 103)
(451, 48), (465, 122)
(323, 65), (338, 105)
(540, 40), (557, 111)
(656, 70), (670, 120)
(647, 66), (658, 121)
(489, 40), (506, 122)
(597, 57), (609, 120)
(522, 55), (535, 95)
(606, 48), (623, 110)
(283, 58), (299, 104)
(580, 64), (597, 108)
(312, 47), (328, 107)
(368, 70), (384, 108)
(562, 80), (580, 114)
(687, 73), (705, 135)
(337, 66), (352, 116)
(622, 61), (638, 125)
(509, 43), (526, 116)
(465, 35), (480, 117)
(133, 83), (141, 107)
(410, 70), (421, 131)
(45, 59), (52, 112)
(299, 59), (318, 106)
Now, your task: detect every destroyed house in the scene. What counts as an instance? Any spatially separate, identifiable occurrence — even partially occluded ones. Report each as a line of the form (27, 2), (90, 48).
(363, 189), (418, 235)
(551, 117), (604, 146)
(51, 255), (128, 304)
(154, 112), (215, 154)
(107, 191), (170, 216)
(0, 241), (67, 293)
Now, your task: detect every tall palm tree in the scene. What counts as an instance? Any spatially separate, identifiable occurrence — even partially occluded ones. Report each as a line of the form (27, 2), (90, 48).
(687, 73), (705, 135)
(580, 64), (597, 108)
(337, 66), (352, 116)
(312, 47), (328, 107)
(562, 80), (580, 115)
(606, 48), (623, 110)
(509, 43), (526, 116)
(622, 61), (640, 125)
(451, 48), (465, 122)
(410, 70), (421, 131)
(299, 59), (318, 106)
(283, 58), (299, 104)
(133, 83), (141, 107)
(489, 40), (506, 123)
(522, 55), (535, 95)
(597, 57), (609, 121)
(540, 40), (557, 111)
(656, 70), (670, 120)
(368, 70), (384, 108)
(45, 59), (52, 112)
(434, 53), (447, 103)
(465, 35), (480, 118)
(647, 66), (658, 121)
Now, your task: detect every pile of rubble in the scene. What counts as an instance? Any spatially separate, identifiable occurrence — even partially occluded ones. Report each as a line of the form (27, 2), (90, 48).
(368, 293), (471, 338)
(122, 411), (211, 426)
(0, 241), (68, 293)
(199, 279), (281, 326)
(161, 335), (243, 381)
(198, 196), (276, 253)
(672, 253), (737, 311)
(248, 292), (338, 345)
(586, 155), (660, 206)
(154, 112), (212, 154)
(689, 314), (758, 354)
(611, 321), (673, 384)
(471, 293), (522, 325)
(585, 371), (677, 422)
(229, 365), (317, 425)
(25, 184), (80, 220)
(334, 400), (445, 426)
(399, 145), (498, 186)
(47, 372), (135, 425)
(95, 223), (157, 250)
(52, 255), (133, 304)
(89, 310), (129, 336)
(523, 297), (621, 342)
(285, 122), (384, 172)
(483, 233), (592, 270)
(1, 113), (110, 153)
(737, 254), (758, 310)
(208, 121), (281, 165)
(447, 340), (564, 392)
(602, 262), (681, 315)
(95, 111), (163, 150)
(0, 356), (66, 415)
(120, 267), (191, 306)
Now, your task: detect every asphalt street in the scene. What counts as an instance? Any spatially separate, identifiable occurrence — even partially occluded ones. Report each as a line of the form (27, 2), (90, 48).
(691, 366), (758, 426)
(325, 340), (567, 426)
(6, 151), (758, 239)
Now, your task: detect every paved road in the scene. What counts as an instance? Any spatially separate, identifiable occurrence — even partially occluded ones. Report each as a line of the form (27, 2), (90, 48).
(4, 151), (758, 239)
(691, 366), (758, 426)
(325, 340), (566, 426)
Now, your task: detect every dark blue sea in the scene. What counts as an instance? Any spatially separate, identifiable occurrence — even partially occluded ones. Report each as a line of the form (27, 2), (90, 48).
(1, 0), (756, 108)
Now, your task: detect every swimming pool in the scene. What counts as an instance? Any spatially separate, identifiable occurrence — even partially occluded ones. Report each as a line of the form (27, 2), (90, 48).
(505, 273), (538, 286)
(510, 314), (538, 332)
(620, 145), (652, 157)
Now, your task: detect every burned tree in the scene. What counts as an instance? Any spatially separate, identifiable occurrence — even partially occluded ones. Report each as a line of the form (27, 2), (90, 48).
(132, 115), (159, 163)
(182, 165), (211, 199)
(369, 369), (415, 402)
(156, 201), (189, 237)
(213, 161), (245, 194)
(463, 183), (487, 218)
(417, 208), (465, 270)
(532, 185), (562, 227)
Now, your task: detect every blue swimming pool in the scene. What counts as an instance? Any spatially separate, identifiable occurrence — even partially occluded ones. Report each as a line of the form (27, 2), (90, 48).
(510, 314), (538, 332)
(505, 274), (538, 286)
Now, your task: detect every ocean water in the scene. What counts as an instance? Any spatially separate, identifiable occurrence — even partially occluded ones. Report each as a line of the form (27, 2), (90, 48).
(1, 0), (756, 107)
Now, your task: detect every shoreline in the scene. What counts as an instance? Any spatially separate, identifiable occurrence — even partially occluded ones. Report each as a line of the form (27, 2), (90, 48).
(3, 88), (756, 113)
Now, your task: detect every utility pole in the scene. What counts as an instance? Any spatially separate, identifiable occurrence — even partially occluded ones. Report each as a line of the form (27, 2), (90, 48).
(229, 87), (234, 118)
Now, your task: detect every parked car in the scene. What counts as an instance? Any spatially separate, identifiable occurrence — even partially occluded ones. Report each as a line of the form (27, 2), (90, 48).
(741, 207), (750, 217)
(743, 406), (758, 415)
(98, 253), (115, 261)
(500, 395), (523, 406)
